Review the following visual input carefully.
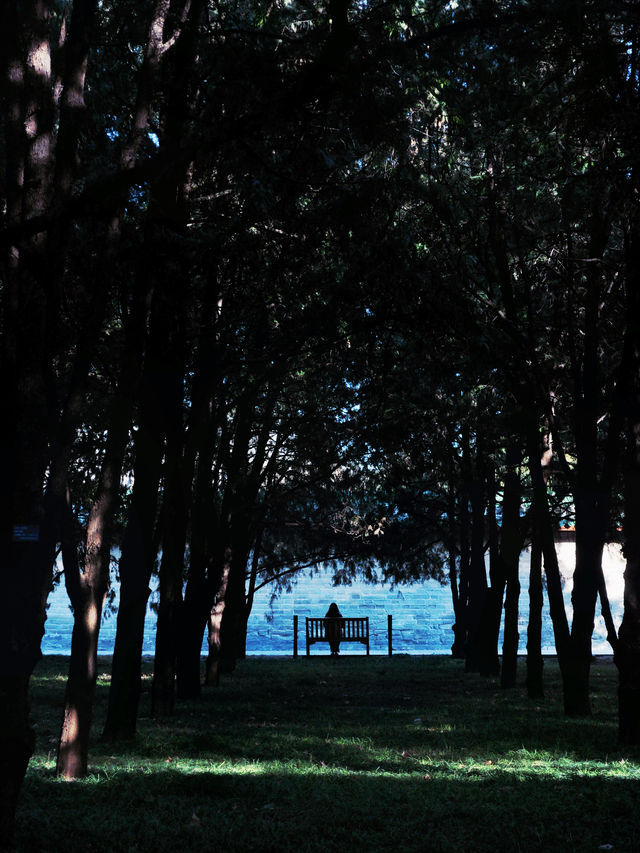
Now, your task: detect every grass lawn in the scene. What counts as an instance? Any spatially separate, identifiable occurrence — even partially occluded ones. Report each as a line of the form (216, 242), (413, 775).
(16, 654), (640, 853)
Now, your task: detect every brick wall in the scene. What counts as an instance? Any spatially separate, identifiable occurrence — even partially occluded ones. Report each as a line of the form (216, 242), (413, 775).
(41, 541), (625, 656)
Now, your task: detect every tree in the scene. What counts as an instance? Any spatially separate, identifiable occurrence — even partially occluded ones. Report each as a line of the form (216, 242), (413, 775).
(1, 0), (103, 835)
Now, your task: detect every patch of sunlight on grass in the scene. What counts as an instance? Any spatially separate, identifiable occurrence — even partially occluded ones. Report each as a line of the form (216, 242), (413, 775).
(28, 756), (55, 772)
(22, 656), (640, 853)
(206, 760), (266, 775)
(332, 735), (374, 748)
(35, 674), (69, 684)
(212, 762), (428, 780)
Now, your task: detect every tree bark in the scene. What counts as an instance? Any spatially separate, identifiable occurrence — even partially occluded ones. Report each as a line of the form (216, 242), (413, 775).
(175, 383), (220, 700)
(152, 335), (189, 717)
(453, 483), (471, 659)
(465, 477), (488, 672)
(56, 493), (108, 779)
(0, 5), (56, 843)
(526, 532), (545, 699)
(617, 424), (640, 743)
(205, 385), (277, 682)
(239, 532), (263, 659)
(615, 217), (640, 743)
(561, 210), (616, 716)
(213, 533), (252, 677)
(500, 447), (523, 688)
(446, 475), (465, 658)
(102, 0), (201, 732)
(476, 463), (502, 677)
(205, 553), (233, 686)
(566, 499), (604, 715)
(56, 285), (147, 776)
(102, 287), (171, 740)
(526, 420), (573, 710)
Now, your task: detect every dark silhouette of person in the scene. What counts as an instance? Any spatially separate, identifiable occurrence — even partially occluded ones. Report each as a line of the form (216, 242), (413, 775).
(325, 602), (343, 656)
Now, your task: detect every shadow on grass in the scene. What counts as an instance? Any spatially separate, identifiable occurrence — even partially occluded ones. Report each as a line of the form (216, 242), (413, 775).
(22, 656), (640, 852)
(17, 764), (640, 853)
(106, 696), (632, 770)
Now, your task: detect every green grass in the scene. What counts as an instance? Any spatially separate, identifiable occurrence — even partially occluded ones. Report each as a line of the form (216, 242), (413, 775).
(16, 655), (640, 852)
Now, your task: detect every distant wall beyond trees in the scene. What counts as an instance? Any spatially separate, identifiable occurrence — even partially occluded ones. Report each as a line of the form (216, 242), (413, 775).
(42, 542), (625, 657)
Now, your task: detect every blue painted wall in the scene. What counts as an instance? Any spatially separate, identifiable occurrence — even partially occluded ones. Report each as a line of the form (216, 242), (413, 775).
(41, 542), (625, 657)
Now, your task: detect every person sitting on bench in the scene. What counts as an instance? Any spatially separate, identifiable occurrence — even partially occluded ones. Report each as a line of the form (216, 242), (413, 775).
(325, 602), (342, 656)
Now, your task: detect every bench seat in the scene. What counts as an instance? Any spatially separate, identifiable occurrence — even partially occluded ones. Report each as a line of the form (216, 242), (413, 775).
(305, 616), (370, 655)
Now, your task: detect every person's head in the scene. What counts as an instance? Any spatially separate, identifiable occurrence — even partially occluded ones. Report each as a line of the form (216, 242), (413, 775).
(327, 602), (341, 616)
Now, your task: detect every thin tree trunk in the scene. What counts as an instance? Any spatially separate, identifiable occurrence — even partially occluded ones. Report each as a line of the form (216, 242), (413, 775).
(205, 554), (232, 686)
(454, 485), (471, 659)
(567, 502), (604, 715)
(56, 488), (108, 779)
(598, 564), (619, 654)
(465, 478), (488, 673)
(176, 496), (212, 700)
(476, 463), (502, 677)
(617, 424), (640, 743)
(500, 447), (523, 688)
(101, 426), (163, 740)
(57, 540), (107, 778)
(150, 0), (199, 709)
(526, 532), (545, 699)
(102, 290), (170, 740)
(102, 0), (200, 727)
(563, 211), (611, 716)
(447, 475), (464, 658)
(213, 395), (275, 676)
(176, 397), (219, 700)
(526, 421), (573, 710)
(217, 541), (251, 673)
(615, 218), (640, 743)
(240, 532), (263, 659)
(152, 338), (189, 717)
(56, 286), (146, 775)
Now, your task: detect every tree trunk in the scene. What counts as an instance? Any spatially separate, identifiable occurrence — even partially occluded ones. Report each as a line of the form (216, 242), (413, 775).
(102, 289), (170, 740)
(238, 535), (263, 660)
(176, 411), (218, 700)
(147, 0), (202, 716)
(453, 484), (471, 659)
(217, 542), (251, 673)
(56, 574), (107, 778)
(101, 428), (162, 740)
(526, 533), (545, 699)
(617, 424), (640, 743)
(55, 0), (187, 759)
(102, 3), (200, 721)
(615, 217), (640, 743)
(176, 491), (212, 700)
(0, 674), (36, 850)
(465, 478), (488, 672)
(0, 5), (56, 842)
(566, 499), (604, 715)
(56, 289), (146, 775)
(562, 210), (611, 716)
(205, 554), (232, 686)
(152, 348), (189, 717)
(526, 420), (573, 710)
(176, 597), (208, 699)
(446, 476), (465, 658)
(476, 464), (502, 677)
(500, 448), (523, 689)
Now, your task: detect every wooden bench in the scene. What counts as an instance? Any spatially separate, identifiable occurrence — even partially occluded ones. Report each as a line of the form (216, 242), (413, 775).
(305, 617), (370, 656)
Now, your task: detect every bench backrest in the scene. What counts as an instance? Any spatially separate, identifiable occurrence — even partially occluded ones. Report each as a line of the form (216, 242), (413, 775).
(305, 617), (369, 640)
